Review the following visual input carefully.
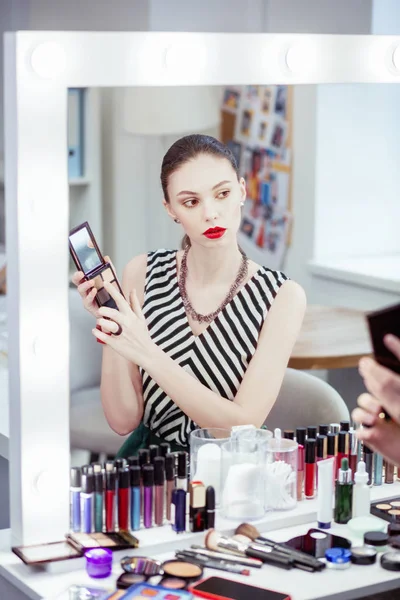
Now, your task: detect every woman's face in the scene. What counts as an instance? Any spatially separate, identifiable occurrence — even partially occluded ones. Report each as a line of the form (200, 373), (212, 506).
(164, 154), (246, 248)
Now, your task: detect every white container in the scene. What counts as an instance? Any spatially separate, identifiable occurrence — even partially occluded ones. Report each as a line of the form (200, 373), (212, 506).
(353, 460), (370, 518)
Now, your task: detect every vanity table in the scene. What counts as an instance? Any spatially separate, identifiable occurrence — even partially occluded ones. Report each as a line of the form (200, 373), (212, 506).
(1, 483), (400, 600)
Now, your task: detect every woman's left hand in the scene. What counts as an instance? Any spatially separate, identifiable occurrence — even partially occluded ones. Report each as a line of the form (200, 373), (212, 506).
(92, 281), (155, 367)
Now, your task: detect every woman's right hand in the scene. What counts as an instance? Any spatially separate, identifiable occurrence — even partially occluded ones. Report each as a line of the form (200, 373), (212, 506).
(71, 271), (100, 319)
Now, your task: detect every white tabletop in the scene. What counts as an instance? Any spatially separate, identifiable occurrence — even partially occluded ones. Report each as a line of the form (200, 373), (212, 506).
(2, 483), (400, 600)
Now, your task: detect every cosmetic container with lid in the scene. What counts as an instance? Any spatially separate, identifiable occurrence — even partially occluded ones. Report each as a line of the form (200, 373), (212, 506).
(85, 548), (113, 578)
(325, 548), (351, 569)
(190, 428), (232, 502)
(364, 531), (390, 553)
(352, 460), (370, 518)
(350, 546), (377, 565)
(381, 551), (400, 571)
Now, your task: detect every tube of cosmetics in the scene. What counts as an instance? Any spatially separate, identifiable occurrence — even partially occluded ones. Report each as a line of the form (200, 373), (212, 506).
(384, 459), (395, 484)
(142, 464), (154, 528)
(82, 464), (94, 475)
(329, 423), (340, 435)
(307, 426), (317, 440)
(127, 456), (140, 467)
(305, 438), (316, 499)
(327, 432), (338, 482)
(118, 467), (130, 531)
(334, 458), (353, 524)
(139, 449), (150, 518)
(80, 473), (94, 533)
(295, 427), (306, 447)
(373, 453), (383, 486)
(283, 430), (294, 440)
(94, 471), (104, 533)
(154, 456), (165, 526)
(297, 443), (304, 501)
(105, 471), (116, 532)
(114, 458), (125, 470)
(317, 457), (334, 529)
(160, 442), (171, 458)
(206, 486), (215, 529)
(363, 445), (373, 485)
(165, 454), (175, 522)
(337, 431), (349, 476)
(190, 482), (206, 532)
(70, 467), (81, 533)
(316, 434), (327, 487)
(149, 444), (160, 463)
(348, 428), (358, 475)
(318, 424), (329, 437)
(171, 488), (187, 533)
(340, 420), (350, 432)
(176, 451), (188, 491)
(129, 465), (141, 531)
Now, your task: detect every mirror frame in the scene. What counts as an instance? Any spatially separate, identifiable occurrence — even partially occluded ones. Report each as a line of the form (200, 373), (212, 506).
(4, 31), (400, 545)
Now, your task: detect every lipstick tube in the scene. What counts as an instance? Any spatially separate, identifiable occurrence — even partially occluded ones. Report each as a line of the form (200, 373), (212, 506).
(129, 465), (141, 531)
(94, 471), (104, 533)
(307, 426), (317, 440)
(337, 431), (349, 477)
(118, 467), (130, 531)
(348, 428), (358, 476)
(149, 444), (160, 463)
(384, 459), (395, 484)
(176, 451), (188, 491)
(206, 485), (216, 529)
(363, 445), (373, 485)
(297, 445), (304, 501)
(165, 453), (175, 522)
(305, 439), (316, 499)
(171, 488), (187, 533)
(154, 456), (165, 526)
(80, 473), (94, 533)
(70, 467), (81, 533)
(142, 464), (154, 528)
(190, 481), (206, 532)
(105, 471), (116, 532)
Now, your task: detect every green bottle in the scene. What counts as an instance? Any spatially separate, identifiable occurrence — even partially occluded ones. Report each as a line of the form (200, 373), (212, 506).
(334, 457), (353, 524)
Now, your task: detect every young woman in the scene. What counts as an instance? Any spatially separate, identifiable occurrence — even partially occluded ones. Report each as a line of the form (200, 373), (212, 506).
(72, 134), (306, 456)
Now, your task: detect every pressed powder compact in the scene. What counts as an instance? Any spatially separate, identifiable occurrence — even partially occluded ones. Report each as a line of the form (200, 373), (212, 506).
(371, 498), (400, 523)
(69, 221), (124, 310)
(161, 559), (203, 584)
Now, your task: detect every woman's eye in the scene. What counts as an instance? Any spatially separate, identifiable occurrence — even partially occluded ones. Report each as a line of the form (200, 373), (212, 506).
(184, 198), (198, 208)
(218, 190), (230, 199)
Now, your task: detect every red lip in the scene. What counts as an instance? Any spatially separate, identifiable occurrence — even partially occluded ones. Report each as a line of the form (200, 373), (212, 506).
(203, 227), (226, 235)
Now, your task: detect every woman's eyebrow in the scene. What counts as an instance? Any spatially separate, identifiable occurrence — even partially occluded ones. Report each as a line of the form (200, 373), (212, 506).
(177, 180), (232, 197)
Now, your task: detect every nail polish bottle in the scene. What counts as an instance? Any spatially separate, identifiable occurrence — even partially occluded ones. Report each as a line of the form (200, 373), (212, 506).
(334, 457), (353, 524)
(142, 464), (154, 528)
(154, 456), (165, 526)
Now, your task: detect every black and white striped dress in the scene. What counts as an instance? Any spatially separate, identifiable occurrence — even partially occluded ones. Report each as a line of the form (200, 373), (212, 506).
(140, 249), (288, 446)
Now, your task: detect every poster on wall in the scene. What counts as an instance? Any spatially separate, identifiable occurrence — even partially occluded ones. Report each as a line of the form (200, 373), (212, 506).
(220, 85), (292, 270)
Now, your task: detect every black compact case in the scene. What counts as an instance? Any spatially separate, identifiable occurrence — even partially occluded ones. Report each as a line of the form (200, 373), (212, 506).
(69, 221), (124, 310)
(366, 303), (400, 375)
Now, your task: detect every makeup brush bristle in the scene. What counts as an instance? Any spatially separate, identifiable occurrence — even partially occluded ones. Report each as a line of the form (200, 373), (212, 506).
(204, 529), (219, 551)
(234, 522), (260, 541)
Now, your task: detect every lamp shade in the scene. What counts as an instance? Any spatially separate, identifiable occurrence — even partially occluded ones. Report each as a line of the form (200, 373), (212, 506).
(122, 86), (221, 135)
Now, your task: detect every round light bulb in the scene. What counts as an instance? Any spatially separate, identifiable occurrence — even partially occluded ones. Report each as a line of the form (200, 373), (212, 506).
(284, 42), (317, 76)
(31, 42), (67, 79)
(392, 45), (400, 71)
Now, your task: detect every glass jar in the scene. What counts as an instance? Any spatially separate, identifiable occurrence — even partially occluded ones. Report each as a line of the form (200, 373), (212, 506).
(189, 428), (231, 505)
(265, 437), (298, 511)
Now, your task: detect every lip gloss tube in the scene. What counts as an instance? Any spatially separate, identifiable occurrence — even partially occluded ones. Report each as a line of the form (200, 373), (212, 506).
(176, 451), (188, 491)
(329, 423), (340, 435)
(374, 452), (383, 486)
(154, 456), (165, 526)
(327, 432), (338, 482)
(316, 434), (327, 486)
(283, 430), (295, 440)
(127, 456), (140, 467)
(70, 467), (81, 532)
(160, 442), (171, 458)
(165, 454), (175, 522)
(295, 427), (307, 447)
(348, 428), (358, 476)
(172, 488), (187, 533)
(139, 449), (150, 518)
(384, 459), (395, 484)
(297, 444), (304, 501)
(318, 424), (329, 437)
(118, 468), (130, 531)
(105, 471), (116, 532)
(142, 464), (154, 528)
(305, 439), (316, 499)
(307, 426), (317, 440)
(94, 472), (104, 532)
(129, 465), (141, 531)
(149, 444), (160, 463)
(80, 473), (94, 533)
(340, 420), (350, 432)
(337, 431), (349, 477)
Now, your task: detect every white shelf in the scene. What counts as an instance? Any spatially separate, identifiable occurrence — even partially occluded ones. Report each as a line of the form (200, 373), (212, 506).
(69, 177), (91, 187)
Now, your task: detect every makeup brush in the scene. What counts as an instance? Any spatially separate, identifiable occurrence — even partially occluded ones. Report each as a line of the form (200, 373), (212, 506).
(235, 523), (325, 571)
(175, 551), (251, 575)
(190, 545), (263, 568)
(205, 529), (293, 570)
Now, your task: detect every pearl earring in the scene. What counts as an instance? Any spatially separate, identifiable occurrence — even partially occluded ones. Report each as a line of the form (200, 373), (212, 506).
(174, 218), (181, 224)
(240, 201), (244, 207)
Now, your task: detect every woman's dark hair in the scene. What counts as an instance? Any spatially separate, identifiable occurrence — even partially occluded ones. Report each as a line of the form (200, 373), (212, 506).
(161, 134), (240, 248)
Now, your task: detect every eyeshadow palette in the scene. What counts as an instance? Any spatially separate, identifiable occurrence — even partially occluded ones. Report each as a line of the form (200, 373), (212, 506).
(12, 540), (83, 565)
(113, 583), (193, 599)
(67, 531), (139, 552)
(371, 498), (400, 523)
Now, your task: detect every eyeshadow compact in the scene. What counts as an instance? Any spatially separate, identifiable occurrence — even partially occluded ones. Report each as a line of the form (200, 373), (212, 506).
(120, 556), (163, 576)
(12, 540), (83, 565)
(371, 498), (400, 523)
(69, 221), (124, 310)
(67, 531), (139, 553)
